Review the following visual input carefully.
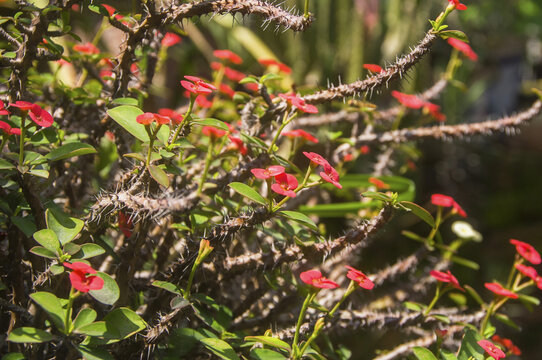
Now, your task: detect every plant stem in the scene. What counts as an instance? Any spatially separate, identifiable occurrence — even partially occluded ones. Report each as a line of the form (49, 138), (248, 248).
(65, 287), (78, 334)
(292, 291), (316, 358)
(424, 284), (442, 316)
(304, 0), (310, 17)
(328, 281), (356, 317)
(18, 113), (27, 169)
(197, 138), (214, 195)
(267, 111), (296, 154)
(168, 96), (195, 148)
(184, 262), (198, 299)
(479, 301), (495, 335)
(146, 124), (161, 168)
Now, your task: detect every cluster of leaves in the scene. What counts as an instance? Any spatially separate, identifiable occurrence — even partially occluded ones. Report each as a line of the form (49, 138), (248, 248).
(1, 1), (541, 359)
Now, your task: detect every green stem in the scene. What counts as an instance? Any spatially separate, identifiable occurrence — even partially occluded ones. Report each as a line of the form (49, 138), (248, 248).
(266, 178), (274, 212)
(328, 281), (356, 317)
(197, 138), (215, 195)
(0, 134), (7, 152)
(425, 207), (442, 247)
(184, 261), (199, 299)
(298, 318), (324, 357)
(145, 124), (161, 168)
(304, 0), (310, 17)
(168, 96), (195, 148)
(506, 256), (520, 288)
(424, 284), (442, 316)
(18, 113), (27, 168)
(444, 49), (461, 80)
(293, 291), (316, 358)
(65, 287), (79, 334)
(267, 111), (296, 154)
(479, 301), (495, 335)
(432, 4), (455, 32)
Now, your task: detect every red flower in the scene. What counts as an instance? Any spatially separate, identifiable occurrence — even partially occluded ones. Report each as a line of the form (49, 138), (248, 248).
(345, 266), (374, 289)
(303, 151), (329, 167)
(360, 145), (370, 154)
(510, 239), (541, 265)
(485, 282), (518, 299)
(0, 100), (10, 115)
(423, 102), (447, 122)
(259, 58), (292, 74)
(63, 262), (104, 293)
(161, 32), (182, 47)
(227, 136), (247, 155)
(391, 91), (426, 109)
(447, 38), (477, 61)
(251, 165), (285, 179)
(202, 126), (226, 139)
(515, 263), (539, 281)
(211, 62), (247, 82)
(448, 0), (467, 11)
(0, 121), (21, 136)
(10, 101), (54, 128)
(271, 172), (298, 198)
(278, 93), (318, 114)
(430, 194), (466, 217)
(368, 177), (389, 189)
(320, 164), (342, 189)
(136, 112), (170, 125)
(219, 83), (236, 98)
(73, 42), (100, 55)
(195, 95), (213, 108)
(429, 270), (465, 291)
(300, 270), (339, 289)
(118, 211), (133, 237)
(244, 82), (259, 92)
(282, 129), (318, 143)
(492, 335), (522, 356)
(213, 49), (242, 64)
(181, 76), (217, 95)
(477, 340), (506, 360)
(343, 153), (354, 162)
(102, 4), (117, 16)
(158, 108), (184, 124)
(363, 64), (384, 73)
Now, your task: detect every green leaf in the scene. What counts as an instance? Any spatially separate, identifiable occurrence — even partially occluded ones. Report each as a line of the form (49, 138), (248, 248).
(45, 208), (84, 245)
(430, 314), (450, 324)
(228, 182), (267, 205)
(403, 301), (424, 312)
(299, 201), (373, 217)
(72, 243), (106, 259)
(32, 229), (61, 254)
(401, 230), (427, 243)
(107, 106), (147, 142)
(76, 321), (108, 337)
(411, 347), (438, 360)
(361, 191), (393, 202)
(192, 118), (230, 132)
(50, 264), (65, 275)
(250, 348), (287, 360)
(102, 307), (147, 339)
(2, 352), (26, 360)
(76, 345), (115, 360)
(438, 30), (469, 42)
(46, 142), (97, 162)
(11, 216), (37, 237)
(7, 327), (54, 343)
(244, 336), (291, 352)
(64, 242), (81, 255)
(494, 313), (521, 330)
(0, 158), (15, 170)
(260, 73), (282, 84)
(457, 329), (484, 360)
(518, 293), (540, 306)
(152, 280), (183, 295)
(450, 255), (480, 270)
(28, 169), (49, 178)
(239, 76), (259, 84)
(111, 97), (139, 106)
(73, 308), (98, 330)
(123, 153), (146, 162)
(29, 292), (66, 331)
(279, 211), (318, 231)
(29, 246), (58, 259)
(439, 349), (458, 360)
(399, 201), (436, 228)
(88, 272), (119, 305)
(200, 338), (240, 360)
(464, 285), (485, 306)
(149, 164), (170, 187)
(171, 295), (191, 310)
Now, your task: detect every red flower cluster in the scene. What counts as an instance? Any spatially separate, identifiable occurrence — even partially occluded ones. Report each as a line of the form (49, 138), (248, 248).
(211, 62), (246, 82)
(10, 101), (54, 128)
(300, 270), (339, 289)
(484, 282), (518, 299)
(303, 152), (342, 189)
(492, 335), (521, 356)
(391, 91), (446, 121)
(259, 58), (292, 74)
(214, 49), (242, 64)
(448, 0), (467, 11)
(63, 262), (104, 293)
(510, 239), (541, 264)
(477, 340), (506, 360)
(158, 108), (184, 124)
(271, 172), (298, 198)
(430, 194), (467, 217)
(136, 112), (170, 125)
(278, 93), (318, 114)
(161, 32), (182, 47)
(447, 38), (477, 61)
(363, 63), (384, 73)
(430, 270), (465, 291)
(73, 42), (100, 55)
(282, 129), (318, 143)
(346, 266), (374, 289)
(180, 76), (217, 95)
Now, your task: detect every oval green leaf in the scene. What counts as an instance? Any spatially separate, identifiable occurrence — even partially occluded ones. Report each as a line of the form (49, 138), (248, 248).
(152, 280), (183, 295)
(7, 327), (54, 343)
(46, 142), (97, 162)
(411, 347), (438, 360)
(88, 272), (119, 305)
(103, 307), (147, 339)
(279, 211), (318, 231)
(149, 164), (170, 187)
(399, 201), (436, 229)
(32, 229), (61, 254)
(228, 182), (267, 205)
(29, 246), (58, 259)
(72, 243), (105, 259)
(438, 30), (469, 42)
(107, 105), (148, 142)
(29, 292), (65, 331)
(192, 118), (230, 131)
(45, 208), (84, 245)
(73, 308), (98, 330)
(244, 335), (291, 352)
(200, 338), (240, 360)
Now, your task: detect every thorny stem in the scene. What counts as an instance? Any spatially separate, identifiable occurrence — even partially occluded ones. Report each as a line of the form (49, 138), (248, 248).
(292, 291), (317, 358)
